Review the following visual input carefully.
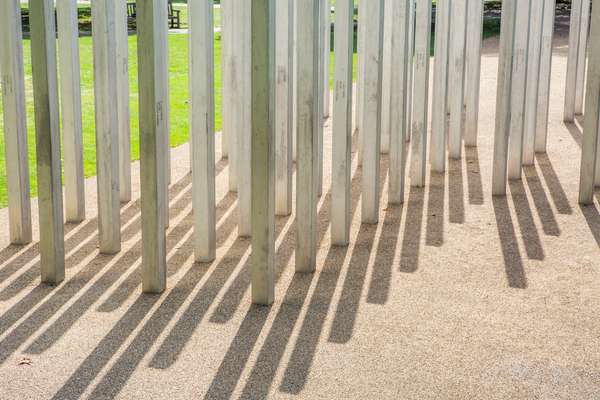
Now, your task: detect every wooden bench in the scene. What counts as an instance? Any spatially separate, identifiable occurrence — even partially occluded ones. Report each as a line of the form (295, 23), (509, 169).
(127, 2), (136, 20)
(167, 2), (181, 29)
(126, 2), (180, 29)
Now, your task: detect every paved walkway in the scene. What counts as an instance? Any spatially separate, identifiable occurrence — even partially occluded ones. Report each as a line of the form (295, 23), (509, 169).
(1, 25), (600, 400)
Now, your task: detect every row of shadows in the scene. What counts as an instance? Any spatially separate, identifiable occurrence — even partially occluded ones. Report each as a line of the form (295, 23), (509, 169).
(0, 130), (580, 399)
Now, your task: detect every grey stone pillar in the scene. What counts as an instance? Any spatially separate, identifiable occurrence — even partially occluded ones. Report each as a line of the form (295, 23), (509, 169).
(360, 0), (384, 222)
(251, 0), (276, 305)
(388, 0), (411, 204)
(0, 0), (32, 244)
(534, 0), (556, 154)
(92, 0), (122, 253)
(296, 0), (320, 272)
(464, 0), (484, 147)
(331, 0), (354, 245)
(116, 0), (132, 203)
(57, 0), (85, 222)
(578, 2), (600, 204)
(409, 0), (431, 187)
(506, 1), (531, 181)
(492, 0), (517, 196)
(189, 0), (216, 262)
(137, 0), (168, 293)
(275, 0), (294, 217)
(430, 0), (451, 172)
(30, 0), (66, 284)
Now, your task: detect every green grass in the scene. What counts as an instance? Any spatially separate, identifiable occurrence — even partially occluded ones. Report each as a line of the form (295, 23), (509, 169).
(0, 4), (502, 209)
(0, 32), (355, 209)
(0, 34), (222, 208)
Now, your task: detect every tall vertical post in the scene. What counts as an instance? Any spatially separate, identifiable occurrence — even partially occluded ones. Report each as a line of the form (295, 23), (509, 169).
(221, 0), (233, 160)
(292, 5), (298, 162)
(137, 0), (168, 293)
(522, 0), (545, 166)
(251, 0), (276, 305)
(361, 0), (384, 222)
(225, 1), (238, 189)
(296, 0), (320, 273)
(447, 0), (467, 159)
(579, 1), (600, 205)
(235, 1), (252, 237)
(356, 0), (364, 132)
(275, 0), (294, 216)
(322, 0), (331, 119)
(331, 0), (354, 246)
(565, 0), (583, 122)
(92, 0), (121, 254)
(30, 0), (65, 283)
(406, 0), (415, 143)
(356, 0), (365, 165)
(464, 0), (484, 147)
(388, 0), (410, 204)
(492, 0), (517, 196)
(57, 0), (85, 222)
(575, 0), (590, 115)
(162, 4), (171, 227)
(380, 0), (393, 154)
(535, 0), (556, 154)
(316, 0), (325, 197)
(116, 0), (131, 202)
(189, 0), (216, 263)
(506, 1), (531, 180)
(430, 0), (451, 172)
(0, 0), (32, 244)
(409, 0), (431, 187)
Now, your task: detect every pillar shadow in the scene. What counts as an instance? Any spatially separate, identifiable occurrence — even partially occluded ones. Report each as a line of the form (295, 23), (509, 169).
(146, 231), (252, 369)
(236, 162), (370, 397)
(96, 191), (237, 313)
(24, 206), (200, 355)
(400, 186), (425, 273)
(0, 214), (98, 284)
(84, 261), (214, 400)
(0, 144), (212, 285)
(0, 243), (40, 284)
(1, 181), (207, 363)
(327, 156), (388, 343)
(0, 243), (38, 271)
(580, 202), (600, 248)
(203, 145), (373, 398)
(523, 165), (560, 236)
(50, 263), (209, 400)
(0, 250), (116, 365)
(240, 272), (315, 399)
(47, 165), (231, 400)
(367, 202), (404, 304)
(564, 121), (582, 148)
(492, 196), (527, 289)
(202, 305), (271, 400)
(0, 172), (192, 302)
(535, 153), (573, 215)
(508, 180), (545, 261)
(326, 224), (375, 344)
(206, 213), (294, 325)
(425, 171), (445, 247)
(465, 146), (484, 205)
(448, 158), (465, 224)
(0, 172), (197, 355)
(208, 134), (364, 326)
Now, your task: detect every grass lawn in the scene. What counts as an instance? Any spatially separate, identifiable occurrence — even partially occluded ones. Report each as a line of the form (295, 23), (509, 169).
(0, 33), (359, 208)
(0, 1), (503, 208)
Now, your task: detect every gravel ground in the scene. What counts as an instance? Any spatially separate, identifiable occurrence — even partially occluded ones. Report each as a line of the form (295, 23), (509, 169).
(1, 24), (600, 400)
